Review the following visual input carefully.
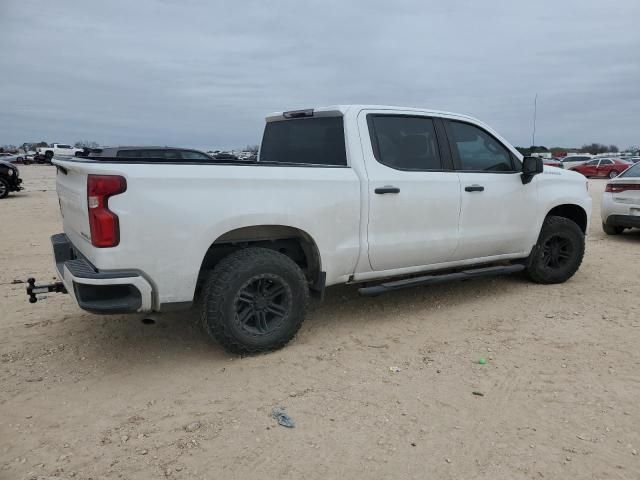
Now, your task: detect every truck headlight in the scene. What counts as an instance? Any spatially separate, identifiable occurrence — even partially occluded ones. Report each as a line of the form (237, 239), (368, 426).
(7, 169), (13, 176)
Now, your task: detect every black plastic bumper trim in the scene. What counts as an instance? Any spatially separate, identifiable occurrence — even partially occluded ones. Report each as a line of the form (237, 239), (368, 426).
(606, 214), (640, 228)
(52, 233), (139, 279)
(73, 282), (142, 314)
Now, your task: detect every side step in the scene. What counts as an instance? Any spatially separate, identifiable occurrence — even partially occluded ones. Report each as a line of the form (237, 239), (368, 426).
(358, 264), (525, 297)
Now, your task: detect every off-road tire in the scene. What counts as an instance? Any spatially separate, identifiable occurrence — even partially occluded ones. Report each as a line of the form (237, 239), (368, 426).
(0, 178), (10, 199)
(200, 247), (309, 355)
(602, 222), (624, 235)
(525, 216), (585, 284)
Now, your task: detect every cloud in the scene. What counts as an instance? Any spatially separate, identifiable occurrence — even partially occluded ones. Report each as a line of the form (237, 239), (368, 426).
(1, 0), (638, 149)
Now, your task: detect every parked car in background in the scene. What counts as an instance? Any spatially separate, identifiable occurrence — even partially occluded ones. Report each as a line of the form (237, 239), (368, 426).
(14, 152), (37, 164)
(80, 146), (215, 161)
(561, 155), (593, 169)
(0, 154), (21, 163)
(601, 162), (640, 234)
(31, 105), (592, 354)
(627, 157), (640, 163)
(570, 158), (631, 179)
(542, 157), (563, 168)
(35, 143), (83, 162)
(0, 160), (23, 199)
(212, 152), (240, 161)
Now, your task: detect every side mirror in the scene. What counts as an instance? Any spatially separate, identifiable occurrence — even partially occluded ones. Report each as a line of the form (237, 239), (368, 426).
(521, 156), (544, 184)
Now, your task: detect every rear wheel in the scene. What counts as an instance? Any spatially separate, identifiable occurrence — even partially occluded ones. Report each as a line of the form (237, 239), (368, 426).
(0, 178), (9, 199)
(200, 247), (309, 355)
(525, 216), (585, 284)
(609, 170), (619, 179)
(602, 222), (624, 235)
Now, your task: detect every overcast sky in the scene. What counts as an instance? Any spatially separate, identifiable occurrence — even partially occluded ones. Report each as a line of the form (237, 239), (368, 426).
(1, 0), (638, 150)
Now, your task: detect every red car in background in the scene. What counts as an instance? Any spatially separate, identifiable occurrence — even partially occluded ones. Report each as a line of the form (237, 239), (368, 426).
(570, 158), (631, 179)
(542, 157), (563, 168)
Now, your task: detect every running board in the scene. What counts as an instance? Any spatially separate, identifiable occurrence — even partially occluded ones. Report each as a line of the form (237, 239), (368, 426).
(358, 264), (525, 297)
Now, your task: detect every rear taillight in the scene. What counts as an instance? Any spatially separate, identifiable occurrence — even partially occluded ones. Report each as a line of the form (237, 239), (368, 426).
(87, 175), (127, 247)
(605, 183), (640, 193)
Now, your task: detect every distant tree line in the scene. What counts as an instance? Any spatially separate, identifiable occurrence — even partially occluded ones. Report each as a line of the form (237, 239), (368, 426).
(516, 143), (629, 156)
(74, 140), (100, 148)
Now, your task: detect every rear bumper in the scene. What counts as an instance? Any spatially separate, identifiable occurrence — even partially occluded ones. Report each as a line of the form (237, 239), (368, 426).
(52, 233), (153, 313)
(604, 214), (640, 229)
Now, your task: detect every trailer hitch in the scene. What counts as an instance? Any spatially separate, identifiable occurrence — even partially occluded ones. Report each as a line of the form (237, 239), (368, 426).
(26, 277), (67, 303)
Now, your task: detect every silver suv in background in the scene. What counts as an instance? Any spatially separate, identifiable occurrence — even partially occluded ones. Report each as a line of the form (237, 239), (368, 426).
(78, 146), (215, 161)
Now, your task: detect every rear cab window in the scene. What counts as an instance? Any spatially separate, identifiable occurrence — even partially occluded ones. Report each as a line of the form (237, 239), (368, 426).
(259, 117), (347, 166)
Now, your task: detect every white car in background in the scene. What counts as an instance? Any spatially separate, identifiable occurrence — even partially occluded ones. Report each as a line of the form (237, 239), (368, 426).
(561, 155), (593, 169)
(601, 162), (640, 234)
(35, 143), (83, 162)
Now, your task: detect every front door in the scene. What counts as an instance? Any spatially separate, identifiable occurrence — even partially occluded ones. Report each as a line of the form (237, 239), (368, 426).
(443, 119), (538, 260)
(359, 112), (461, 272)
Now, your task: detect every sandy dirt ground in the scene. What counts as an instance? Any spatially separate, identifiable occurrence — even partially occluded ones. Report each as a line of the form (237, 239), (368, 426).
(1, 165), (640, 480)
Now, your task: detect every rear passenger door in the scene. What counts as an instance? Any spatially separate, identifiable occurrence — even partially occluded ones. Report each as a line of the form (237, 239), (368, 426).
(581, 159), (600, 176)
(360, 112), (461, 271)
(596, 159), (613, 176)
(443, 119), (538, 260)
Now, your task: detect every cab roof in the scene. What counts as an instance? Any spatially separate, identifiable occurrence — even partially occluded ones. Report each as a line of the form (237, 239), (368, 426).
(266, 105), (481, 124)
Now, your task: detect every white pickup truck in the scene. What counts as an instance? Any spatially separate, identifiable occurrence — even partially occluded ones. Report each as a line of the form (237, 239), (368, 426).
(29, 105), (592, 354)
(36, 143), (84, 162)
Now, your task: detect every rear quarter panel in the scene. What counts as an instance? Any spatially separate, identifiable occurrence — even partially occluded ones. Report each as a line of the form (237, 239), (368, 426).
(56, 161), (362, 307)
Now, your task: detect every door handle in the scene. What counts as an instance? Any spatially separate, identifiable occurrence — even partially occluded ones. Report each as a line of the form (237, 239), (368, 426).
(375, 186), (400, 194)
(465, 185), (484, 192)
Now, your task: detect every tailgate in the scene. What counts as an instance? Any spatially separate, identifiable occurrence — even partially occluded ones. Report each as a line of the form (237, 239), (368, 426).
(54, 161), (92, 254)
(610, 178), (640, 211)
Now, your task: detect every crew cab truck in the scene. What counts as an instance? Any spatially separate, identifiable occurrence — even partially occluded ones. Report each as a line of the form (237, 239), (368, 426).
(36, 143), (83, 162)
(29, 105), (592, 354)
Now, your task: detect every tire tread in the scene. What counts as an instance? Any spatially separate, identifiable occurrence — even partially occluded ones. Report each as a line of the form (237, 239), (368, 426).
(199, 247), (309, 355)
(526, 215), (585, 284)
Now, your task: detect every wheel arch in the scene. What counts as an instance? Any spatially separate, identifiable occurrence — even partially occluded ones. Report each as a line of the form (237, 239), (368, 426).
(197, 225), (324, 294)
(546, 204), (588, 234)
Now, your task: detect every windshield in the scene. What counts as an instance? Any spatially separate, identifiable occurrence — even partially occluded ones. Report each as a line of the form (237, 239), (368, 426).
(620, 162), (640, 177)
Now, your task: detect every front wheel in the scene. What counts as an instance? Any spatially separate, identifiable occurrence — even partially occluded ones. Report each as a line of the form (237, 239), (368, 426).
(525, 216), (585, 284)
(200, 247), (309, 355)
(608, 170), (619, 179)
(0, 178), (9, 199)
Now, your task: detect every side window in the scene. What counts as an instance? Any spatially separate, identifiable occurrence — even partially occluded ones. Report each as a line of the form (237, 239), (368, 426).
(585, 159), (599, 166)
(368, 115), (443, 170)
(116, 150), (142, 158)
(447, 121), (513, 172)
(136, 150), (180, 159)
(600, 159), (613, 165)
(156, 150), (180, 160)
(181, 150), (211, 160)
